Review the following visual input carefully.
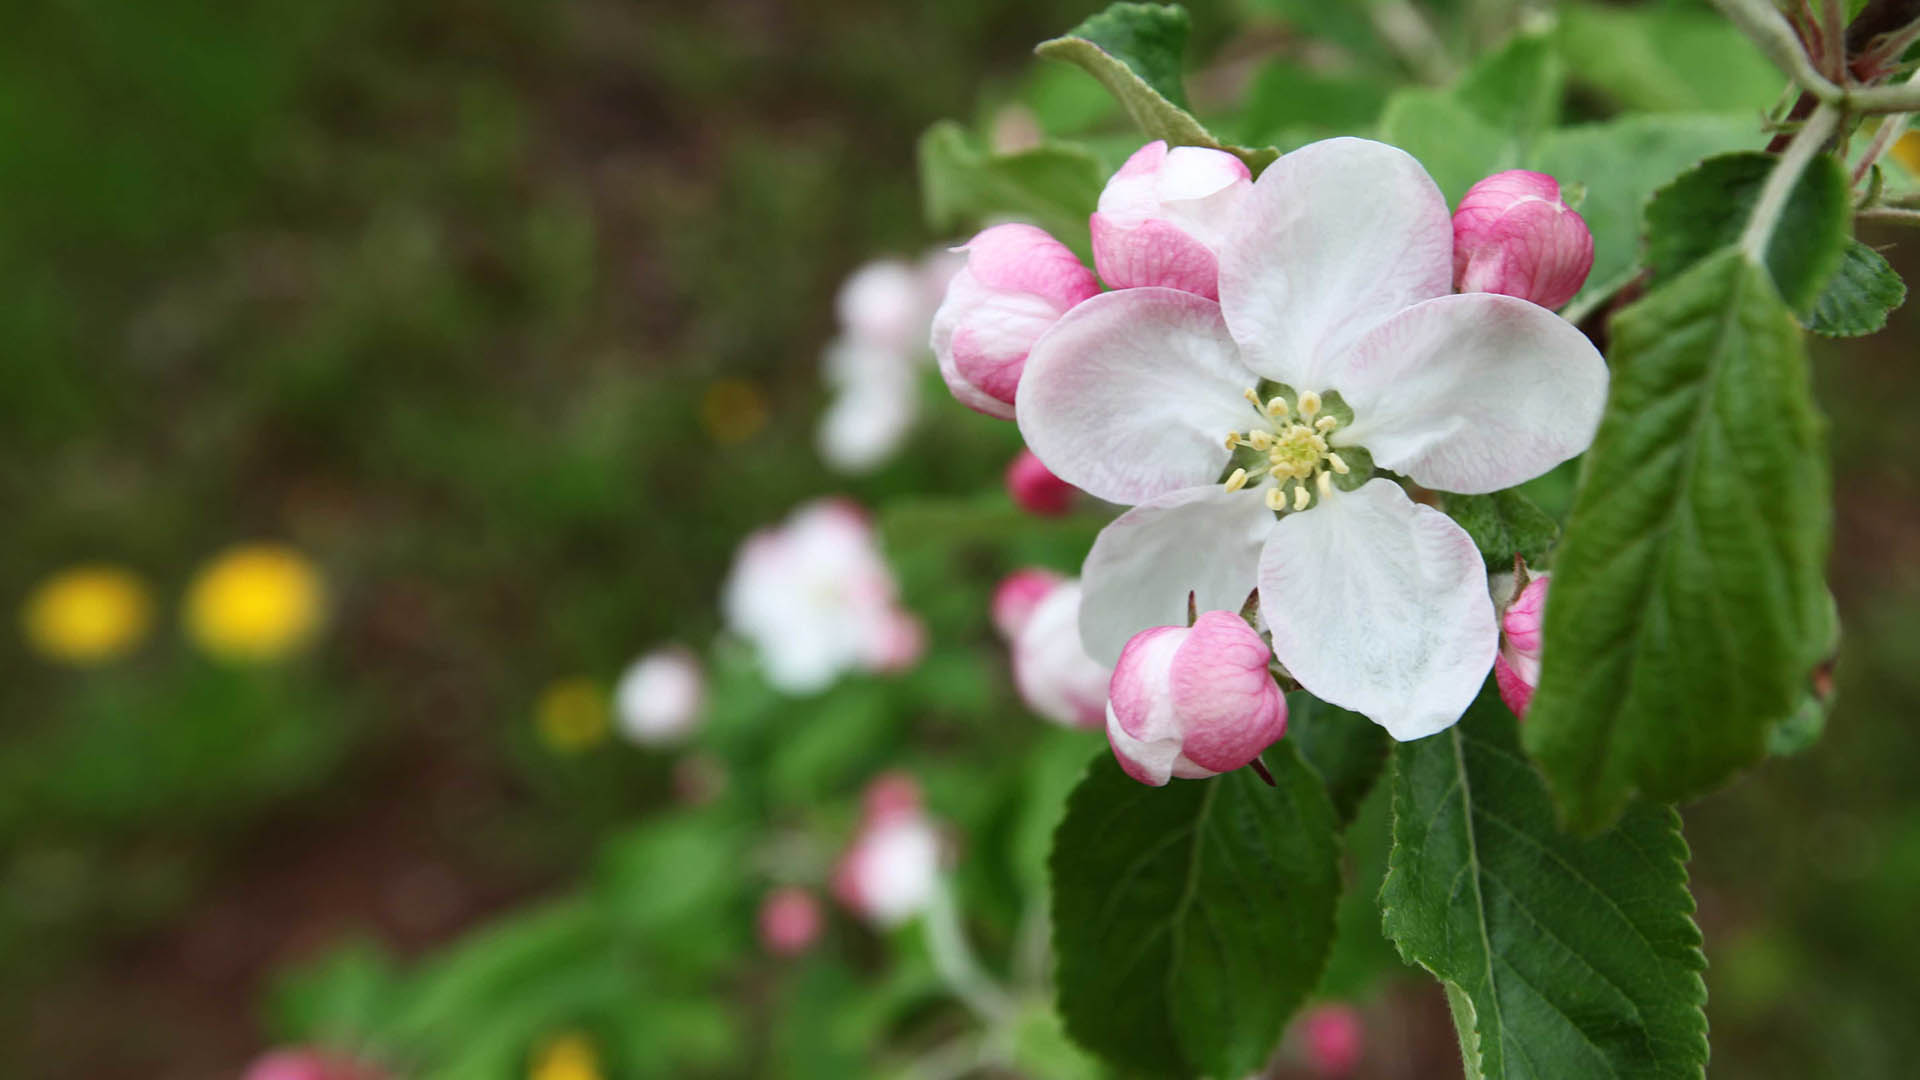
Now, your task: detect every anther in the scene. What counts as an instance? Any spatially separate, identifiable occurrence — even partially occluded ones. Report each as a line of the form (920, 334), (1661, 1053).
(1317, 471), (1333, 498)
(1293, 484), (1310, 511)
(1315, 416), (1337, 433)
(1297, 390), (1322, 419)
(1247, 430), (1274, 451)
(1243, 387), (1263, 408)
(1265, 396), (1289, 419)
(1328, 452), (1350, 475)
(1265, 487), (1286, 512)
(1224, 467), (1249, 493)
(1224, 431), (1241, 450)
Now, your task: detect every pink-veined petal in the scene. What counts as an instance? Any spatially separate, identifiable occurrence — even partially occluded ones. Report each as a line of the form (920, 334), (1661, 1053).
(1217, 138), (1453, 388)
(1078, 485), (1272, 666)
(1017, 288), (1255, 504)
(1169, 611), (1286, 772)
(1331, 292), (1607, 493)
(1258, 479), (1495, 741)
(1105, 702), (1219, 787)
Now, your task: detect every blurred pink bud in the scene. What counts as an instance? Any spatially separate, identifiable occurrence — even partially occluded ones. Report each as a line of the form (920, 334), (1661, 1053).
(758, 887), (824, 957)
(1091, 140), (1251, 299)
(834, 775), (943, 927)
(992, 568), (1065, 641)
(1012, 579), (1111, 730)
(613, 647), (704, 746)
(1494, 573), (1550, 719)
(1106, 611), (1287, 786)
(1300, 1004), (1364, 1078)
(1452, 170), (1594, 310)
(242, 1049), (381, 1080)
(836, 259), (924, 354)
(931, 224), (1099, 420)
(1005, 448), (1076, 516)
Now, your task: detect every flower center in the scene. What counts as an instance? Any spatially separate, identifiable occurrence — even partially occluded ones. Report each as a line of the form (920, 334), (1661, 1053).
(1222, 387), (1353, 512)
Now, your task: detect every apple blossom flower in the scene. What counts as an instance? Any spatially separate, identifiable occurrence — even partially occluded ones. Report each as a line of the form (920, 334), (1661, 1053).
(613, 646), (704, 745)
(1011, 577), (1111, 730)
(758, 886), (824, 957)
(930, 223), (1099, 420)
(1091, 140), (1251, 299)
(1106, 610), (1287, 785)
(1018, 137), (1607, 740)
(1452, 170), (1594, 310)
(1005, 448), (1076, 515)
(817, 251), (962, 473)
(991, 567), (1064, 641)
(833, 773), (944, 927)
(1299, 1004), (1365, 1078)
(1494, 572), (1549, 719)
(722, 498), (923, 694)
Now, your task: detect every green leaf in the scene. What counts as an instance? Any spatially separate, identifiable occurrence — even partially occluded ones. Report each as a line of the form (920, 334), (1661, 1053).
(1525, 249), (1832, 829)
(1315, 778), (1413, 999)
(1235, 62), (1388, 145)
(1050, 744), (1340, 1077)
(1529, 114), (1760, 316)
(917, 121), (1104, 259)
(1453, 28), (1566, 156)
(1381, 688), (1708, 1079)
(1805, 240), (1907, 337)
(1035, 3), (1279, 174)
(1644, 152), (1852, 312)
(1379, 88), (1511, 205)
(1441, 489), (1561, 570)
(1557, 2), (1784, 113)
(1286, 690), (1389, 826)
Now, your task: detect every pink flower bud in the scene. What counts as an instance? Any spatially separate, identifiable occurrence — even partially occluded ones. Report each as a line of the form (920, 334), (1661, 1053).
(1011, 579), (1111, 730)
(1106, 611), (1287, 786)
(1494, 573), (1550, 719)
(991, 567), (1064, 641)
(1091, 141), (1251, 299)
(758, 886), (824, 957)
(1300, 1004), (1364, 1078)
(1005, 448), (1076, 516)
(613, 646), (704, 746)
(1452, 170), (1594, 310)
(833, 774), (943, 927)
(242, 1050), (382, 1080)
(931, 224), (1099, 420)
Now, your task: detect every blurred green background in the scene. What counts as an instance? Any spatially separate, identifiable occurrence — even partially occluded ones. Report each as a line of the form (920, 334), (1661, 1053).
(4, 1), (1919, 1077)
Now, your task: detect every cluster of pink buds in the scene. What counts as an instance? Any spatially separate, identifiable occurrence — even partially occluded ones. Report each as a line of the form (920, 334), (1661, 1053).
(832, 772), (944, 928)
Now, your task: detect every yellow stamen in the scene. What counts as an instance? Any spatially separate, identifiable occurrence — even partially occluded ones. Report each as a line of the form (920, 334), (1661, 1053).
(1328, 452), (1350, 475)
(1224, 431), (1241, 450)
(1243, 387), (1263, 408)
(1246, 430), (1274, 451)
(1224, 467), (1249, 493)
(1265, 487), (1287, 512)
(1297, 390), (1321, 419)
(1266, 396), (1289, 419)
(1315, 415), (1337, 433)
(1293, 484), (1310, 511)
(1317, 470), (1333, 498)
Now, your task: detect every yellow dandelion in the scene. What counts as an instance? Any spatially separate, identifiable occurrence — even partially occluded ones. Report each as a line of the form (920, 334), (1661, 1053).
(530, 1032), (602, 1080)
(21, 565), (154, 665)
(536, 677), (609, 752)
(183, 544), (325, 662)
(700, 377), (769, 446)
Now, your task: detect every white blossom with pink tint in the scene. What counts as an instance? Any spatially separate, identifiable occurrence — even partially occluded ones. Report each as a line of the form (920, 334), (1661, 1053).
(991, 567), (1064, 641)
(931, 223), (1099, 420)
(1452, 170), (1594, 310)
(1494, 572), (1550, 719)
(1105, 610), (1286, 786)
(1091, 140), (1251, 299)
(758, 886), (824, 957)
(614, 646), (704, 745)
(1005, 447), (1076, 516)
(1011, 578), (1111, 730)
(817, 251), (962, 474)
(1018, 137), (1607, 740)
(833, 773), (943, 928)
(1299, 1003), (1365, 1078)
(722, 499), (923, 694)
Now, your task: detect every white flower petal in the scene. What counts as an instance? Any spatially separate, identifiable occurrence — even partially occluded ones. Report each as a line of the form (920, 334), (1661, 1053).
(1017, 288), (1255, 504)
(1258, 479), (1495, 741)
(1217, 138), (1453, 388)
(1333, 292), (1608, 493)
(1078, 485), (1273, 666)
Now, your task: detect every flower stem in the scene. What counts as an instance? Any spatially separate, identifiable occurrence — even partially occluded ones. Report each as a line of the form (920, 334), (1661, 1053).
(1741, 102), (1844, 262)
(923, 879), (1015, 1024)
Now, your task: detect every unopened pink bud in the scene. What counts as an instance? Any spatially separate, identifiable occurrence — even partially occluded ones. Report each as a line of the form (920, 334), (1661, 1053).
(1091, 140), (1250, 299)
(1012, 579), (1111, 730)
(931, 224), (1099, 420)
(1300, 1004), (1364, 1078)
(1006, 448), (1076, 516)
(861, 770), (922, 824)
(1494, 573), (1550, 719)
(758, 886), (824, 957)
(242, 1050), (382, 1080)
(1452, 170), (1594, 310)
(833, 775), (943, 927)
(992, 567), (1065, 641)
(1106, 611), (1287, 786)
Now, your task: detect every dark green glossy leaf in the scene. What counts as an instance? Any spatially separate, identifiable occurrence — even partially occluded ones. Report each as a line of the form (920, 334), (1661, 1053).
(1382, 689), (1708, 1079)
(1525, 249), (1832, 829)
(1286, 690), (1389, 826)
(1051, 744), (1339, 1077)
